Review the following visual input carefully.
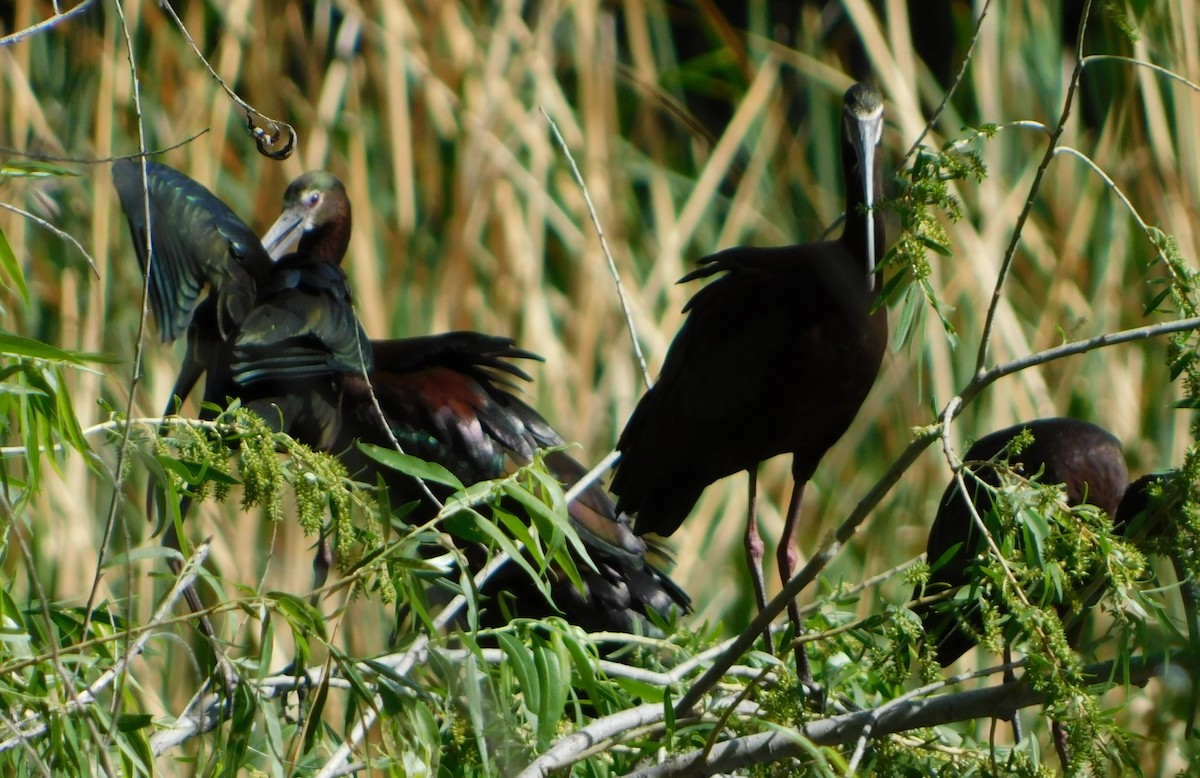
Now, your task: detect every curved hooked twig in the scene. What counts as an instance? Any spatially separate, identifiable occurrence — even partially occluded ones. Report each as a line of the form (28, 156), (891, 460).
(245, 112), (297, 160)
(158, 0), (298, 161)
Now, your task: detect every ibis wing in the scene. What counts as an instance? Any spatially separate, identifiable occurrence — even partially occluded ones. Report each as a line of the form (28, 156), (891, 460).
(370, 332), (539, 385)
(113, 159), (272, 343)
(227, 261), (371, 386)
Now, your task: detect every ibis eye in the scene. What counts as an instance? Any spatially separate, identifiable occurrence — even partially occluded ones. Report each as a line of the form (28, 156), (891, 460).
(304, 191), (321, 208)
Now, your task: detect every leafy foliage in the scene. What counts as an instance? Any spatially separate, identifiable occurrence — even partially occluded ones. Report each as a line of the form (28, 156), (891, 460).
(0, 0), (1199, 775)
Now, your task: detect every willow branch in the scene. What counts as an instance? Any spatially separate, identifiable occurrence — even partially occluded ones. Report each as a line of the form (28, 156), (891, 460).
(541, 106), (653, 390)
(0, 541), (210, 754)
(899, 0), (995, 166)
(1081, 55), (1200, 94)
(676, 312), (1200, 715)
(0, 0), (93, 47)
(974, 0), (1094, 371)
(0, 201), (97, 276)
(634, 653), (1171, 778)
(84, 0), (159, 736)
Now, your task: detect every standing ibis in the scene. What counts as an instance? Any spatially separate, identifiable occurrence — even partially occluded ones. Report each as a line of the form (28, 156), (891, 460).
(334, 332), (691, 634)
(916, 417), (1129, 667)
(611, 82), (887, 667)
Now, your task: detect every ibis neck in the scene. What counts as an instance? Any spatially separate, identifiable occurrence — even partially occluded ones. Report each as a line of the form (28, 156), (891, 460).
(299, 212), (351, 265)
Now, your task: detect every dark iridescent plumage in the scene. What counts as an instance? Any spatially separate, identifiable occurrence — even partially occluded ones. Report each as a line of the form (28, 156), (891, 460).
(113, 161), (370, 431)
(612, 83), (887, 537)
(336, 332), (690, 633)
(611, 83), (887, 661)
(115, 161), (687, 633)
(917, 417), (1128, 666)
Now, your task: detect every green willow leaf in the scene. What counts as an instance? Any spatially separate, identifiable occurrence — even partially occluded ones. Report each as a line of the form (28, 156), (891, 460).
(357, 442), (464, 490)
(0, 160), (79, 178)
(0, 329), (116, 364)
(0, 228), (28, 306)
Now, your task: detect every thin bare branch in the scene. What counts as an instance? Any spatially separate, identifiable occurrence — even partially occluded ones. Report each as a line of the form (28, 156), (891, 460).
(82, 0), (158, 734)
(1081, 55), (1200, 94)
(899, 0), (996, 166)
(0, 129), (208, 164)
(155, 1), (296, 159)
(974, 0), (1095, 371)
(632, 653), (1171, 778)
(563, 448), (621, 505)
(541, 106), (653, 390)
(0, 0), (93, 47)
(0, 201), (97, 276)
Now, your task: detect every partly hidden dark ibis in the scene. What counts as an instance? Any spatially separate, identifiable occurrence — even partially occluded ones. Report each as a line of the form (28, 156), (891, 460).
(114, 160), (370, 631)
(916, 418), (1129, 668)
(113, 160), (370, 435)
(1115, 471), (1200, 735)
(335, 332), (691, 634)
(611, 82), (888, 664)
(1114, 471), (1178, 538)
(115, 160), (688, 635)
(915, 417), (1135, 769)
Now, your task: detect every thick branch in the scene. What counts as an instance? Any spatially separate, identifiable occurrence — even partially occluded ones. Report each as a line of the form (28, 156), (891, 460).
(631, 654), (1173, 778)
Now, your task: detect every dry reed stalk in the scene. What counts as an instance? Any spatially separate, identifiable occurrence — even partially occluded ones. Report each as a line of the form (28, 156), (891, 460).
(3, 1), (1199, 767)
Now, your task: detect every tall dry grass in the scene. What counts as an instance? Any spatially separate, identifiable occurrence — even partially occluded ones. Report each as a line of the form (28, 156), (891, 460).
(2, 0), (1199, 770)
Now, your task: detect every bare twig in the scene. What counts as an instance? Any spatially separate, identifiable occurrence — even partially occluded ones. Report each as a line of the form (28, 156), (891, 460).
(1054, 144), (1199, 317)
(0, 201), (97, 276)
(899, 0), (996, 166)
(795, 554), (926, 618)
(974, 0), (1094, 371)
(0, 130), (208, 163)
(516, 698), (763, 778)
(155, 1), (296, 159)
(563, 448), (621, 505)
(0, 0), (93, 47)
(541, 106), (653, 390)
(83, 0), (158, 740)
(1081, 55), (1200, 94)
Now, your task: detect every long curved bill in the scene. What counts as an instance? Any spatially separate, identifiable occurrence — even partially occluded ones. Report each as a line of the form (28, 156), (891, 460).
(845, 84), (884, 291)
(261, 206), (305, 261)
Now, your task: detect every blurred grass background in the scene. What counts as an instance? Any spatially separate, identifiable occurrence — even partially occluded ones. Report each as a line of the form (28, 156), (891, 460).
(1, 0), (1198, 768)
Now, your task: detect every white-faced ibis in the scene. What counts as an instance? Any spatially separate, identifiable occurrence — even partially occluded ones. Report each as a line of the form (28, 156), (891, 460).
(915, 417), (1129, 766)
(610, 82), (887, 666)
(916, 417), (1129, 667)
(335, 332), (691, 633)
(113, 161), (370, 433)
